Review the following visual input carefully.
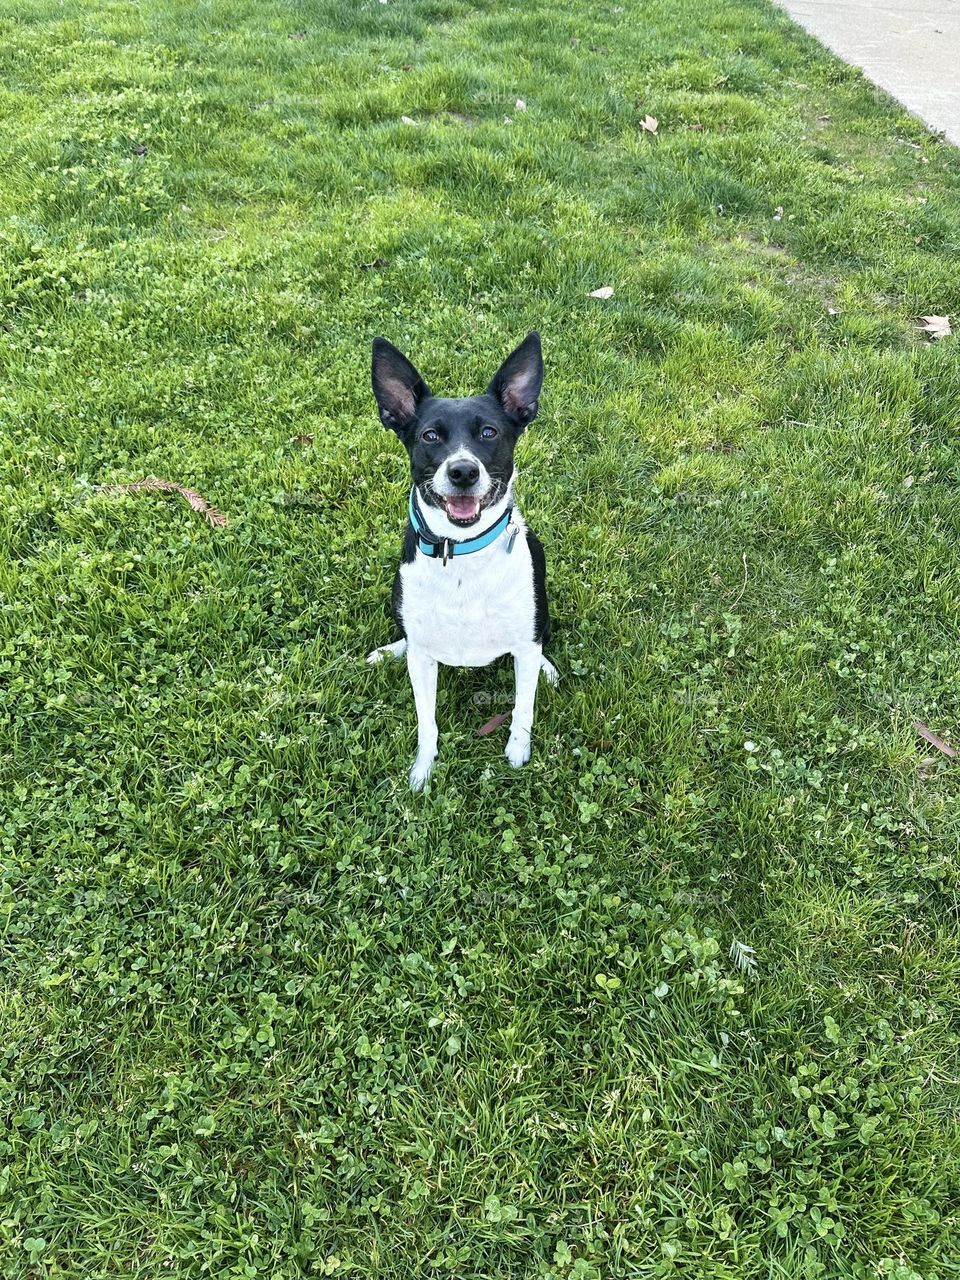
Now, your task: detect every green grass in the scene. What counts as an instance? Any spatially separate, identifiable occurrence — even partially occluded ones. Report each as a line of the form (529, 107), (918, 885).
(2, 0), (960, 1275)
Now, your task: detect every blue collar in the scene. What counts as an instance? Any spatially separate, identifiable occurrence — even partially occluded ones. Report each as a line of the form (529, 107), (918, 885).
(409, 488), (515, 565)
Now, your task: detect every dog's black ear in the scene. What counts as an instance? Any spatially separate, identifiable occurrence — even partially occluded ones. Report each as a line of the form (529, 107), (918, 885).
(486, 331), (543, 429)
(372, 338), (430, 435)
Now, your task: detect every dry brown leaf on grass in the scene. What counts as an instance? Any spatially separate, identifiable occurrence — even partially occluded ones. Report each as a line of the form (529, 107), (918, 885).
(641, 114), (658, 134)
(477, 711), (510, 737)
(917, 315), (951, 340)
(913, 719), (957, 759)
(97, 477), (229, 527)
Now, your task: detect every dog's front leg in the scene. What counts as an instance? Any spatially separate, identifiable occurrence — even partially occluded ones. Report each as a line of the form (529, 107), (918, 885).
(505, 644), (542, 769)
(406, 646), (439, 790)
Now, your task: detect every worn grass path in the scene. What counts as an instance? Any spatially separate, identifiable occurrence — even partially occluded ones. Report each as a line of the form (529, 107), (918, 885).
(2, 0), (960, 1276)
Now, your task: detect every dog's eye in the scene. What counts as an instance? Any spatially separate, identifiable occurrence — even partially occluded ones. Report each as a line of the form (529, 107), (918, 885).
(480, 425), (498, 440)
(421, 428), (440, 443)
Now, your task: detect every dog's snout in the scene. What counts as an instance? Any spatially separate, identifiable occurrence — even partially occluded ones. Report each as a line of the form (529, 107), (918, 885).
(447, 459), (480, 488)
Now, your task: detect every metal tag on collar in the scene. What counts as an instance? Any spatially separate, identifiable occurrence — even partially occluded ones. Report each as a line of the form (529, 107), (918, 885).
(505, 520), (519, 554)
(442, 537), (452, 566)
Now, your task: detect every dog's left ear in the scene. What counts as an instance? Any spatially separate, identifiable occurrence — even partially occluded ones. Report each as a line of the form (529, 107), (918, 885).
(486, 331), (544, 430)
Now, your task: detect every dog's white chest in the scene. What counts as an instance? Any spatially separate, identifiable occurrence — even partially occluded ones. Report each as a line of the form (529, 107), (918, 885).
(399, 515), (536, 667)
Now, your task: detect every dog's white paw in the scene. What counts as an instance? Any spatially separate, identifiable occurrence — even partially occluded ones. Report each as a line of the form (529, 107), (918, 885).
(505, 734), (531, 769)
(540, 658), (560, 687)
(367, 639), (407, 665)
(409, 751), (437, 791)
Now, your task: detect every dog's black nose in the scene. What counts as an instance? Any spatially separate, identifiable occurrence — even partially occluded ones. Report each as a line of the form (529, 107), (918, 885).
(447, 460), (480, 488)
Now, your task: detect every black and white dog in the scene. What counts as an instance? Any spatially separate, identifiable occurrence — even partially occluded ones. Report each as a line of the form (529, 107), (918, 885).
(367, 332), (558, 789)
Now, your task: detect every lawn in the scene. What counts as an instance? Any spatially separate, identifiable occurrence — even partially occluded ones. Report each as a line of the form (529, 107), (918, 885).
(2, 0), (960, 1275)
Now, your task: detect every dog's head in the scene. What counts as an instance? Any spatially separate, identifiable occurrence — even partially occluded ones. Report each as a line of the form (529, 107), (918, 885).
(371, 332), (544, 529)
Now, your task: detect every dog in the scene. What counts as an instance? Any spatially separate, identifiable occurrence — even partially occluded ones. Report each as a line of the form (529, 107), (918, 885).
(366, 332), (558, 790)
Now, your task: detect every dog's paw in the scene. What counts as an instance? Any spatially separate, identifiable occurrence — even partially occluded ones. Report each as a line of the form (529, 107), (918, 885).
(540, 658), (560, 687)
(409, 751), (437, 791)
(504, 734), (531, 769)
(367, 639), (407, 665)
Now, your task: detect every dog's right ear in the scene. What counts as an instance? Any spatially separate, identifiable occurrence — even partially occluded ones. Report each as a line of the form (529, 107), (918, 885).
(371, 338), (431, 436)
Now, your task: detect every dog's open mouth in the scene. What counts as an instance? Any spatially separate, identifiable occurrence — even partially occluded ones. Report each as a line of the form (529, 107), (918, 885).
(442, 494), (485, 526)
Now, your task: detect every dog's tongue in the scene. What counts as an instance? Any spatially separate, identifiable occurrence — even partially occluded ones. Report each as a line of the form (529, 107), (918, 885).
(446, 496), (480, 521)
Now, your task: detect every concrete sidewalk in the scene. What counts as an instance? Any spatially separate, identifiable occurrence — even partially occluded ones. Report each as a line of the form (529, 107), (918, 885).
(776, 0), (960, 145)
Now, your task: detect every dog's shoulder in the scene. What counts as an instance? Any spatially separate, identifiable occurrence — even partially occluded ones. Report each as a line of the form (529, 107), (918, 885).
(391, 521), (418, 634)
(400, 520), (417, 565)
(523, 523), (551, 646)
